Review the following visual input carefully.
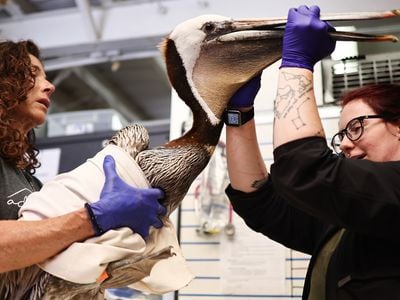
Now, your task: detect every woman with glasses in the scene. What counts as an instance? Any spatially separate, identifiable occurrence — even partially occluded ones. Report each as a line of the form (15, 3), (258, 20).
(330, 84), (400, 159)
(225, 5), (400, 300)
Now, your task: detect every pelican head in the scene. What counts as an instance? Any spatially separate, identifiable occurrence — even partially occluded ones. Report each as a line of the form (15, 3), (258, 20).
(159, 11), (399, 126)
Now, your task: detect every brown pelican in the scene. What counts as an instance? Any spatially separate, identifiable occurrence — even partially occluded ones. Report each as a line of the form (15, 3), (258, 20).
(2, 9), (399, 300)
(120, 10), (399, 215)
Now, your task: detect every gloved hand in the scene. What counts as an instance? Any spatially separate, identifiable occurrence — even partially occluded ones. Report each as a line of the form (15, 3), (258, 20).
(280, 5), (336, 71)
(228, 74), (261, 108)
(85, 155), (167, 239)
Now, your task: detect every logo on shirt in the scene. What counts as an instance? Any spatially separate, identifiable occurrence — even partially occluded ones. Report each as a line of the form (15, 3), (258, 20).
(6, 188), (33, 208)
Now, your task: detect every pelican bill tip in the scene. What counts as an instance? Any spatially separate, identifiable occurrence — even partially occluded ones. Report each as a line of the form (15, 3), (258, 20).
(392, 9), (400, 16)
(378, 35), (399, 43)
(367, 34), (399, 43)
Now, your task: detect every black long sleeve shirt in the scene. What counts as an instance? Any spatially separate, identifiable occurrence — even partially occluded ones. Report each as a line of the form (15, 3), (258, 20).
(226, 137), (400, 299)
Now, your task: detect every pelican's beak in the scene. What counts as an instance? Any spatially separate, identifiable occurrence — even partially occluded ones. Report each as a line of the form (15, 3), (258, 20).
(193, 8), (399, 100)
(216, 9), (399, 43)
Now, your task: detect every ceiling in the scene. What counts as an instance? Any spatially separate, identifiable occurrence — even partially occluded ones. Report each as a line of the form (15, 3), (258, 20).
(1, 0), (400, 137)
(0, 0), (174, 134)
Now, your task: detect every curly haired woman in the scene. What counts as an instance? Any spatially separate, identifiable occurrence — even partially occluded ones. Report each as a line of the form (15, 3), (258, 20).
(0, 40), (166, 298)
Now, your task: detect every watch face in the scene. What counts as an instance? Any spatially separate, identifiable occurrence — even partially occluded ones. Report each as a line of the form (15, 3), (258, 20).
(227, 111), (241, 126)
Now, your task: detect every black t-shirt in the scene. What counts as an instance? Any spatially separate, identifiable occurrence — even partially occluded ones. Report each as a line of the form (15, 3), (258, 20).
(0, 158), (44, 298)
(0, 157), (42, 220)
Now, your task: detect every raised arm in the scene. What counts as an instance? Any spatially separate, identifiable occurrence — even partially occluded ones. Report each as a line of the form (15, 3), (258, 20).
(225, 74), (269, 193)
(273, 5), (336, 149)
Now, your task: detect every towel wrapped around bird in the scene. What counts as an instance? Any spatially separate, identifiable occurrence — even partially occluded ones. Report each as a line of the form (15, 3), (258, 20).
(19, 143), (194, 295)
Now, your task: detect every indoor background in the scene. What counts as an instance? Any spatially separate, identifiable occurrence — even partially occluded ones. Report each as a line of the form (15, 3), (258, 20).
(1, 1), (399, 300)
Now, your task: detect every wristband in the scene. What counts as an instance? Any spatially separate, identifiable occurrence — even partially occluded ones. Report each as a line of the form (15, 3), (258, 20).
(223, 107), (254, 127)
(84, 203), (104, 236)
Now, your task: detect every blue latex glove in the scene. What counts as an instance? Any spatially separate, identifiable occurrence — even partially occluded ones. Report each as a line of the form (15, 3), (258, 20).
(280, 5), (336, 71)
(85, 155), (167, 239)
(228, 74), (261, 108)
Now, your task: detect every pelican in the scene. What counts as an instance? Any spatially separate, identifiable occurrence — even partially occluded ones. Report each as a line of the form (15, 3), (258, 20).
(120, 10), (399, 215)
(2, 9), (399, 300)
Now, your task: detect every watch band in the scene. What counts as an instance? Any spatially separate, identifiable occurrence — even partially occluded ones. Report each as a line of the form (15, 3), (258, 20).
(223, 107), (254, 127)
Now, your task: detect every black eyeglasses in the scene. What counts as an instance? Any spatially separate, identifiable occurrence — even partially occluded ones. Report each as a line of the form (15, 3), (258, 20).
(330, 115), (384, 154)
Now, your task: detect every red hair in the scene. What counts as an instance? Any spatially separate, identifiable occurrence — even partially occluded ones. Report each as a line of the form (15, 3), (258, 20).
(340, 84), (400, 121)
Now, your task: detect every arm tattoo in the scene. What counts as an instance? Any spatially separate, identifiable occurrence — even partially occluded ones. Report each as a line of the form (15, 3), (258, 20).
(251, 177), (269, 190)
(274, 71), (313, 130)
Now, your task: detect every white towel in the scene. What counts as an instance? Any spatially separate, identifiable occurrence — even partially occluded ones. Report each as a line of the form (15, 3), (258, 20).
(19, 144), (194, 294)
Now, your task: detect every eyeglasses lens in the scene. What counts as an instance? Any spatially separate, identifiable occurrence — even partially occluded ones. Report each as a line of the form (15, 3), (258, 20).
(331, 118), (364, 154)
(347, 118), (363, 140)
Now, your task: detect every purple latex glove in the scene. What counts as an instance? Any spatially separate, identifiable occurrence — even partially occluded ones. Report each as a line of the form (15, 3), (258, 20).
(280, 5), (336, 71)
(85, 155), (166, 239)
(228, 74), (261, 108)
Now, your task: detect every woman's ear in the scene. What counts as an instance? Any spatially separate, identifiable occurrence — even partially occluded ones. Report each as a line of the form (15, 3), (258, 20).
(396, 122), (400, 140)
(388, 120), (400, 140)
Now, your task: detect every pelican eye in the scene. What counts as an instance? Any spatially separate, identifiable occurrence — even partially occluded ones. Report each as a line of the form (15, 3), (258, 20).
(203, 22), (216, 33)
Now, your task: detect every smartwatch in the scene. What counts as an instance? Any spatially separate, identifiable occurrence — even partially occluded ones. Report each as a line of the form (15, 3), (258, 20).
(223, 107), (254, 127)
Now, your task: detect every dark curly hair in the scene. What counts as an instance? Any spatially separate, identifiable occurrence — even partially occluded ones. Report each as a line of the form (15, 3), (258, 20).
(0, 40), (41, 174)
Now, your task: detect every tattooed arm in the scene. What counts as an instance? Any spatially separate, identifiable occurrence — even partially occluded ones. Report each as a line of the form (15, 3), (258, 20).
(225, 75), (268, 193)
(273, 68), (325, 149)
(273, 6), (335, 149)
(227, 4), (335, 191)
(226, 118), (268, 193)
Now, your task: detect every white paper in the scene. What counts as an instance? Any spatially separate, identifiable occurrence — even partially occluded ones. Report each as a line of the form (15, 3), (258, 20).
(220, 215), (286, 294)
